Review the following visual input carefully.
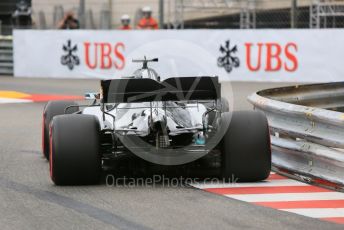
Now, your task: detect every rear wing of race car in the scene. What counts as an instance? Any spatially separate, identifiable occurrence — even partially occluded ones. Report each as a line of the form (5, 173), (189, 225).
(101, 77), (221, 103)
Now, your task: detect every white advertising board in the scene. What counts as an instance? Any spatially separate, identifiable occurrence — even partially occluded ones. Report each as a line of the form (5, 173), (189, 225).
(13, 29), (344, 82)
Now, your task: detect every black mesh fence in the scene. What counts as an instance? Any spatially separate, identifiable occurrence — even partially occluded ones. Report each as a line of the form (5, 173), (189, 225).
(179, 0), (344, 29)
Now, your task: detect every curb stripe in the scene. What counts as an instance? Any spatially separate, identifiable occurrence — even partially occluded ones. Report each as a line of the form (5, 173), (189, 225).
(267, 174), (286, 180)
(25, 94), (83, 102)
(0, 91), (30, 98)
(255, 200), (344, 209)
(0, 98), (32, 103)
(0, 91), (83, 104)
(192, 173), (344, 224)
(191, 179), (307, 189)
(321, 217), (344, 224)
(225, 192), (344, 202)
(206, 186), (329, 195)
(281, 208), (344, 218)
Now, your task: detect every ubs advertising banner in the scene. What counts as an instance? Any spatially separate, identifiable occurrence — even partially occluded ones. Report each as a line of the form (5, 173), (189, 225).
(13, 29), (344, 82)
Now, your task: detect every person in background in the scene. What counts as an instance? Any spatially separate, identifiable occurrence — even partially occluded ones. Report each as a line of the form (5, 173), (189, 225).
(58, 11), (79, 29)
(119, 14), (131, 30)
(137, 6), (158, 30)
(12, 0), (32, 28)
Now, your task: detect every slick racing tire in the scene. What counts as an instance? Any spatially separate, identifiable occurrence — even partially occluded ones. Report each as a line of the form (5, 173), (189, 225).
(49, 114), (101, 185)
(220, 111), (271, 182)
(42, 101), (78, 159)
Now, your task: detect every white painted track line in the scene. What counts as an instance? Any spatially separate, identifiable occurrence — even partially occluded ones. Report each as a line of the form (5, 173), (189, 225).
(0, 98), (32, 103)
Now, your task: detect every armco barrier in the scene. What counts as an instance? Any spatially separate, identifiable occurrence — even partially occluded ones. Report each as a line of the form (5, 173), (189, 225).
(248, 82), (344, 191)
(0, 36), (13, 75)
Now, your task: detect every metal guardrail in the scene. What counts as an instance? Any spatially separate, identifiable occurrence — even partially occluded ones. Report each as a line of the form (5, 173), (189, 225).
(248, 82), (344, 191)
(0, 36), (13, 75)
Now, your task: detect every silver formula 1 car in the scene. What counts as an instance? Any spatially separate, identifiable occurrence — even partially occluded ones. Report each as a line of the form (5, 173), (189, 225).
(42, 58), (271, 185)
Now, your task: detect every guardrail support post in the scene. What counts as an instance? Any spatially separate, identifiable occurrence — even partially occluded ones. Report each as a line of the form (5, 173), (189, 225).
(159, 0), (164, 29)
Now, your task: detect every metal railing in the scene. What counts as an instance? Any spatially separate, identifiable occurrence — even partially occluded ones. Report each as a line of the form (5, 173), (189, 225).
(0, 36), (13, 75)
(248, 82), (344, 190)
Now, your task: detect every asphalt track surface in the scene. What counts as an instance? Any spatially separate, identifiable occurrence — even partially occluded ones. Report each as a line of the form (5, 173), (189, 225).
(0, 77), (342, 230)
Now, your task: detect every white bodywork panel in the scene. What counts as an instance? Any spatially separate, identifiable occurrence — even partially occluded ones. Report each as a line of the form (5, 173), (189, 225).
(82, 102), (207, 136)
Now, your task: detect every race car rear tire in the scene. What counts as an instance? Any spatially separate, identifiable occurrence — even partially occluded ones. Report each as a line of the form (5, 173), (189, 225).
(221, 111), (271, 182)
(42, 101), (78, 159)
(49, 114), (101, 185)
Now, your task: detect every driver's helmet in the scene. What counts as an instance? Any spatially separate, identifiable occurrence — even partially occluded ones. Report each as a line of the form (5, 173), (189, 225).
(133, 68), (159, 80)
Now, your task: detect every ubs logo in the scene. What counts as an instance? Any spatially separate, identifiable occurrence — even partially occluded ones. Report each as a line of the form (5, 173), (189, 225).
(61, 40), (80, 70)
(217, 40), (240, 73)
